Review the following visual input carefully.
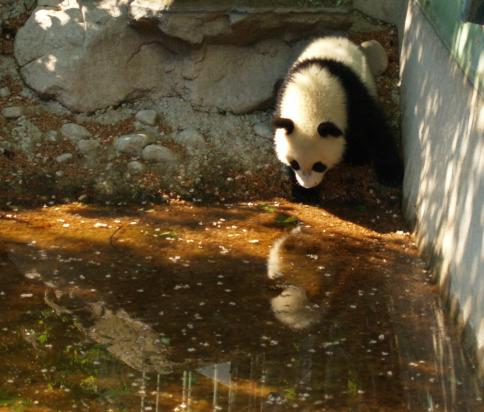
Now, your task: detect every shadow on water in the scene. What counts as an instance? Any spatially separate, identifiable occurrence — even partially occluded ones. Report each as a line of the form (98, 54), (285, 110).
(0, 201), (482, 411)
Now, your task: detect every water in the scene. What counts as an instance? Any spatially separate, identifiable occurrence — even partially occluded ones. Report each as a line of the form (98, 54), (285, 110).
(0, 201), (482, 411)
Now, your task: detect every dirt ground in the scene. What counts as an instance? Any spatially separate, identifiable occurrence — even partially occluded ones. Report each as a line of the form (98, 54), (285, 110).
(0, 16), (402, 205)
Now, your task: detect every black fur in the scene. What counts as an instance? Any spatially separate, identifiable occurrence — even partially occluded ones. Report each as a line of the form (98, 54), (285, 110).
(318, 121), (343, 138)
(272, 117), (294, 134)
(275, 53), (404, 187)
(286, 166), (320, 204)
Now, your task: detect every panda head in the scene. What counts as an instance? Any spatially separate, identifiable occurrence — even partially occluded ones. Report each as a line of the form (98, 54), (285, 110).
(273, 116), (347, 189)
(273, 67), (347, 189)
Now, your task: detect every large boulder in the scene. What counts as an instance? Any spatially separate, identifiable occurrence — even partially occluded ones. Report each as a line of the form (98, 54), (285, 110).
(187, 40), (292, 113)
(14, 0), (352, 114)
(14, 0), (176, 112)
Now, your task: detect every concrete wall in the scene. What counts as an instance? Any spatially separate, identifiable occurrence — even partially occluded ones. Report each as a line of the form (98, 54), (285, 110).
(400, 0), (484, 373)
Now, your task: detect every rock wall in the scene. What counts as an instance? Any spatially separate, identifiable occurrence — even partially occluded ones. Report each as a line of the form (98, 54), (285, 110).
(14, 0), (353, 114)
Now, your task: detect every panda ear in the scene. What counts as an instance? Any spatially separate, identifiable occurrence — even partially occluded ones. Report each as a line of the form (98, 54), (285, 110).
(318, 121), (343, 138)
(272, 117), (294, 135)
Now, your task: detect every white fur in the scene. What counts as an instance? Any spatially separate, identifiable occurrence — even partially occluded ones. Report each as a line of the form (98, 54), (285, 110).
(296, 37), (376, 95)
(267, 227), (321, 330)
(275, 37), (375, 188)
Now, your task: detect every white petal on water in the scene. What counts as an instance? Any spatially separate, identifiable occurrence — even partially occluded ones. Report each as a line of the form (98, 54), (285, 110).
(94, 222), (108, 228)
(25, 270), (41, 280)
(20, 293), (33, 298)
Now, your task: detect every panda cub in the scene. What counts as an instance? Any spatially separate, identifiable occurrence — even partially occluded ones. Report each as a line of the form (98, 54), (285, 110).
(273, 36), (403, 202)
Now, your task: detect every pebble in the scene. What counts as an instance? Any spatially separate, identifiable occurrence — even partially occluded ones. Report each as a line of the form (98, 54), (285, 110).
(172, 128), (206, 149)
(2, 106), (23, 119)
(44, 130), (58, 142)
(114, 133), (151, 156)
(0, 87), (10, 98)
(76, 139), (100, 155)
(141, 144), (176, 163)
(133, 120), (158, 133)
(127, 160), (145, 174)
(135, 109), (158, 126)
(60, 123), (92, 143)
(55, 153), (73, 163)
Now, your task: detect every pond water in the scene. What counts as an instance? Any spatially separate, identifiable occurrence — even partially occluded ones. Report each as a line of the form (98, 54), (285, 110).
(0, 200), (482, 411)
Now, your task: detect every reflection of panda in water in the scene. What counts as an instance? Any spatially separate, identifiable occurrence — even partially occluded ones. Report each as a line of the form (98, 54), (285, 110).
(267, 227), (323, 330)
(273, 37), (403, 202)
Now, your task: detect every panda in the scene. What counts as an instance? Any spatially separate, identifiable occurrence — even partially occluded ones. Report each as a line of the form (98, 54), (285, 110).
(272, 36), (403, 202)
(267, 227), (322, 330)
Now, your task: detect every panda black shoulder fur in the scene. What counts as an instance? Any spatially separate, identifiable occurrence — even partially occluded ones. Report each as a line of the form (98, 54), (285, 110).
(272, 36), (403, 203)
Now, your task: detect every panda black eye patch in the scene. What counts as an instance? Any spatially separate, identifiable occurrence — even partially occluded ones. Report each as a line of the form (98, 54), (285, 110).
(317, 122), (342, 138)
(289, 160), (300, 170)
(312, 162), (327, 173)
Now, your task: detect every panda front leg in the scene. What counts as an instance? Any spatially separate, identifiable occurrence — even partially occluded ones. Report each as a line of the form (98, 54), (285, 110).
(371, 128), (404, 187)
(286, 166), (321, 205)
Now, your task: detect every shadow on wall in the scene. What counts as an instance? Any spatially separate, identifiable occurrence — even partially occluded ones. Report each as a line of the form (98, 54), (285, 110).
(400, 0), (484, 373)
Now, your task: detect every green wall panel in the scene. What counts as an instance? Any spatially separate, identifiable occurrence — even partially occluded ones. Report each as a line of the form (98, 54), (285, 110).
(417, 0), (483, 93)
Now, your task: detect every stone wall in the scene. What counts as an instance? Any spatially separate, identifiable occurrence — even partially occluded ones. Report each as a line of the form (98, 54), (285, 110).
(13, 0), (353, 114)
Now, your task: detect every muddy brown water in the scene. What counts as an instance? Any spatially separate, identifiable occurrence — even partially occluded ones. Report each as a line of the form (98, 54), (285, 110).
(0, 200), (482, 411)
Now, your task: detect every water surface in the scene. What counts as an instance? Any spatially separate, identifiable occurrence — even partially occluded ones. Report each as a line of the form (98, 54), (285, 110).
(0, 201), (482, 411)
